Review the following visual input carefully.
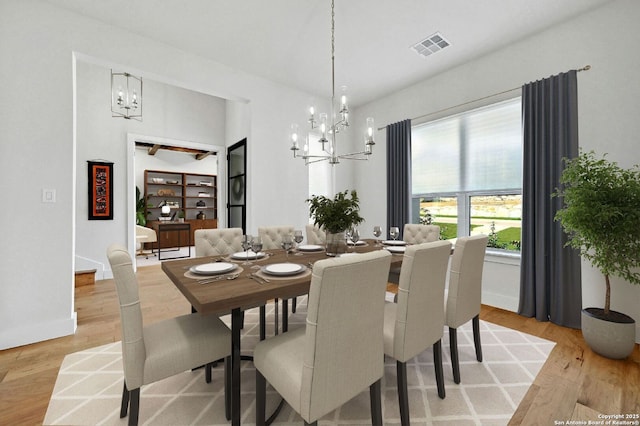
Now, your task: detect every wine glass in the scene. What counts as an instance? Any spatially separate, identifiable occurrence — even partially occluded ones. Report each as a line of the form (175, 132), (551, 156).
(281, 235), (293, 260)
(389, 226), (399, 241)
(349, 227), (360, 252)
(242, 234), (253, 265)
(250, 236), (263, 269)
(293, 230), (304, 255)
(373, 225), (382, 246)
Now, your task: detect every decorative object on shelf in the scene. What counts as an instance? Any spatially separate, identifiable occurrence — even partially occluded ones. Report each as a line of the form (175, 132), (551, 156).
(196, 200), (206, 207)
(111, 69), (142, 121)
(87, 160), (113, 220)
(307, 190), (364, 256)
(554, 150), (640, 359)
(159, 205), (172, 222)
(196, 211), (206, 220)
(157, 188), (176, 196)
(288, 0), (375, 165)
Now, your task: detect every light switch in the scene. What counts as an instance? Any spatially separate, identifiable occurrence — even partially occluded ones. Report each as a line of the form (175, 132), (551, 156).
(42, 189), (56, 203)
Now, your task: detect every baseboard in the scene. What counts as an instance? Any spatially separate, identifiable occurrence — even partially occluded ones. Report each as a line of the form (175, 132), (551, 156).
(0, 313), (77, 350)
(482, 290), (519, 313)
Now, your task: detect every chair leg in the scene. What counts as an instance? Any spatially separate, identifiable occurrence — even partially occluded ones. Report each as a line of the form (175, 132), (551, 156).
(369, 378), (383, 426)
(292, 296), (297, 313)
(256, 369), (266, 426)
(473, 314), (483, 362)
(129, 388), (140, 426)
(396, 362), (409, 426)
(449, 327), (461, 384)
(282, 298), (289, 333)
(274, 298), (279, 335)
(120, 381), (130, 418)
(224, 356), (231, 421)
(205, 362), (212, 383)
(433, 340), (446, 399)
(304, 422), (318, 426)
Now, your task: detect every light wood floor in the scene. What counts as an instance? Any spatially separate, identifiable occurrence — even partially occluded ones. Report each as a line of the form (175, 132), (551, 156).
(1, 265), (638, 425)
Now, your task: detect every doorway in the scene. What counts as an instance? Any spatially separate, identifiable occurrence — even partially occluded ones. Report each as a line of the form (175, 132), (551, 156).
(227, 138), (246, 233)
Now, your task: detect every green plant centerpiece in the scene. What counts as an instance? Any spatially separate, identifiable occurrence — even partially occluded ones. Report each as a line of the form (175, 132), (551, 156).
(307, 190), (364, 256)
(554, 150), (640, 358)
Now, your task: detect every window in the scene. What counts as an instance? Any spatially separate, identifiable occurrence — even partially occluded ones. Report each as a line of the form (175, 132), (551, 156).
(411, 98), (522, 251)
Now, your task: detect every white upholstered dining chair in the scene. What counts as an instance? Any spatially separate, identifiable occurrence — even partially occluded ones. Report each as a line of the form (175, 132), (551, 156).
(445, 234), (488, 384)
(254, 250), (392, 426)
(383, 240), (452, 425)
(107, 244), (231, 426)
(258, 225), (295, 250)
(194, 227), (244, 257)
(388, 223), (441, 284)
(258, 225), (299, 315)
(305, 224), (326, 245)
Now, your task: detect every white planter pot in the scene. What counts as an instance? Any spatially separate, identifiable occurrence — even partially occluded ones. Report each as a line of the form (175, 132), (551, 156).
(581, 308), (636, 360)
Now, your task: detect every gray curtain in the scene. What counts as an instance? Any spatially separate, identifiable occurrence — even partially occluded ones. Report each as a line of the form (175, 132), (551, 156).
(386, 119), (411, 240)
(518, 70), (582, 328)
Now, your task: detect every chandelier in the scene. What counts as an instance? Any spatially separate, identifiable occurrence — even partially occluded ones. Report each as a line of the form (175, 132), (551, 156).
(289, 0), (375, 165)
(111, 69), (143, 121)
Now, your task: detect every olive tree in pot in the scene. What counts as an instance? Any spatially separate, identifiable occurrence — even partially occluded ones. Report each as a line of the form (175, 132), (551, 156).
(307, 190), (364, 256)
(554, 150), (640, 359)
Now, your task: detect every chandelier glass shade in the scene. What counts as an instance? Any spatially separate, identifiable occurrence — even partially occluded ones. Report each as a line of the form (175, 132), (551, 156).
(289, 0), (375, 165)
(111, 69), (142, 121)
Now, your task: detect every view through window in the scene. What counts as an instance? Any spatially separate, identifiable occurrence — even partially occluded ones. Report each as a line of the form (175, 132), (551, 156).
(411, 98), (522, 251)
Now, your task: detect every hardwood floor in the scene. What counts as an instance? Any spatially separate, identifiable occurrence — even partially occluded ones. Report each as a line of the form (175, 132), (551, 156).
(1, 265), (638, 425)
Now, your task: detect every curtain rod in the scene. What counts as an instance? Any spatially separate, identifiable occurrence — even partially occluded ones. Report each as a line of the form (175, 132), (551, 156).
(378, 65), (591, 130)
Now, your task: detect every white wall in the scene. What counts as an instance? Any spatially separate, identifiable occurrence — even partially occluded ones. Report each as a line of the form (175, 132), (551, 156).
(0, 0), (323, 349)
(352, 0), (640, 340)
(74, 61), (224, 280)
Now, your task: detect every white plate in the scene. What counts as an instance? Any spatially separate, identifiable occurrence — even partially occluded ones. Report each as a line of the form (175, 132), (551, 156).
(346, 240), (366, 246)
(297, 244), (324, 252)
(384, 246), (406, 254)
(230, 251), (266, 260)
(382, 240), (407, 246)
(190, 262), (236, 275)
(262, 263), (305, 276)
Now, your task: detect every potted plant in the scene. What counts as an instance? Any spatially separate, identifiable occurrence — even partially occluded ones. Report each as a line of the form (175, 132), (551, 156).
(554, 150), (640, 359)
(136, 186), (150, 226)
(307, 190), (364, 256)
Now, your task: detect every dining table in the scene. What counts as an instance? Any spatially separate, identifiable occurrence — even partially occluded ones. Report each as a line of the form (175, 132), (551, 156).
(161, 238), (404, 426)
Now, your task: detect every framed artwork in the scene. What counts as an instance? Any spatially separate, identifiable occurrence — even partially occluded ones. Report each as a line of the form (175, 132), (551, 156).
(88, 160), (113, 220)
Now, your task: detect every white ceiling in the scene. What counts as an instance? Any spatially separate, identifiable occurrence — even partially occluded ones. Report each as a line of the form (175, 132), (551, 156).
(46, 0), (612, 107)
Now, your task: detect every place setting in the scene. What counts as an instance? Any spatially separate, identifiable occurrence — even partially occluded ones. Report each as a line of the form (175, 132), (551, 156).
(183, 261), (244, 284)
(381, 226), (408, 254)
(253, 262), (310, 282)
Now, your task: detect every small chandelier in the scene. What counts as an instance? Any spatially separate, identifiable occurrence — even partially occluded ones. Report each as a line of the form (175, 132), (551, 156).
(289, 0), (375, 165)
(111, 69), (142, 121)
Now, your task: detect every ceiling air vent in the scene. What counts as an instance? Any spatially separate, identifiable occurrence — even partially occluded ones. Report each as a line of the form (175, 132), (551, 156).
(411, 32), (451, 57)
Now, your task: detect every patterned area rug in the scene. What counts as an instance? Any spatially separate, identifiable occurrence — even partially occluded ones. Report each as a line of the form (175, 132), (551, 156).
(45, 299), (554, 425)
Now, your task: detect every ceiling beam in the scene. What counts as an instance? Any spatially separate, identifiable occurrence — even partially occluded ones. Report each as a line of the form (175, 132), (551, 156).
(195, 151), (214, 161)
(148, 144), (161, 156)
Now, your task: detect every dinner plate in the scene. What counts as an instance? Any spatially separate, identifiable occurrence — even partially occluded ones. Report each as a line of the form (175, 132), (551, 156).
(262, 263), (305, 276)
(190, 262), (236, 275)
(346, 240), (366, 246)
(297, 244), (324, 252)
(382, 240), (407, 246)
(231, 251), (266, 260)
(384, 246), (406, 254)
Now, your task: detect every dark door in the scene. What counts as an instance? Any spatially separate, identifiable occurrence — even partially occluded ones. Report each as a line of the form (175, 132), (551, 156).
(227, 139), (246, 232)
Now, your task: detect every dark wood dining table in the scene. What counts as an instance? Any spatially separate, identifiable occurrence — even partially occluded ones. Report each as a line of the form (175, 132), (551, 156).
(161, 239), (403, 426)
